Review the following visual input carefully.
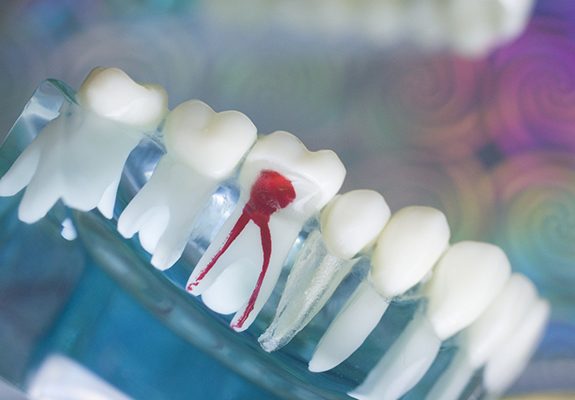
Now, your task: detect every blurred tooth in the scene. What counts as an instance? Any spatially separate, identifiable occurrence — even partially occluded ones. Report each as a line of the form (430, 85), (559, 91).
(260, 190), (390, 352)
(187, 131), (346, 331)
(483, 298), (550, 395)
(0, 67), (167, 223)
(309, 206), (449, 372)
(117, 100), (257, 270)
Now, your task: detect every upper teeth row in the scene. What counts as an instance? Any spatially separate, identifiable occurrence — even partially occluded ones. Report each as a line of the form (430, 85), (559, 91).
(0, 67), (548, 399)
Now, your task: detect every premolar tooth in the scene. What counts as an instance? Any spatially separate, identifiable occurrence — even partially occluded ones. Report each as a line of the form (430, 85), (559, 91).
(483, 298), (550, 396)
(186, 131), (346, 331)
(0, 67), (168, 223)
(309, 206), (449, 373)
(349, 241), (511, 400)
(117, 100), (257, 270)
(260, 190), (390, 352)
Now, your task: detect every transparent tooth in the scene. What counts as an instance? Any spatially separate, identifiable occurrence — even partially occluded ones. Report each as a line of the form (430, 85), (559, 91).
(186, 131), (346, 332)
(309, 206), (450, 372)
(0, 67), (168, 223)
(260, 190), (390, 352)
(349, 241), (511, 400)
(117, 100), (257, 270)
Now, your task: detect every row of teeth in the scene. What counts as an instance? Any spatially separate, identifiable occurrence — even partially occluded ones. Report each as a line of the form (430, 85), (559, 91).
(0, 67), (549, 399)
(205, 0), (535, 56)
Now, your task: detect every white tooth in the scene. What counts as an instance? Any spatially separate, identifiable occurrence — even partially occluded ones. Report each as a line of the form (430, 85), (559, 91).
(0, 67), (168, 223)
(426, 274), (539, 400)
(260, 190), (390, 352)
(371, 206), (450, 298)
(117, 100), (257, 270)
(187, 131), (346, 331)
(497, 0), (535, 40)
(309, 206), (449, 372)
(483, 298), (550, 396)
(447, 0), (500, 56)
(425, 241), (512, 340)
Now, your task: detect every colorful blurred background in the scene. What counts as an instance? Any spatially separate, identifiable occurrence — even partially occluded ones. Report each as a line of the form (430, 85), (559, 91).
(0, 0), (574, 398)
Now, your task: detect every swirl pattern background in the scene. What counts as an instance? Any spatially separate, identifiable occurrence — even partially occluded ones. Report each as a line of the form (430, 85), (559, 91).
(0, 0), (574, 396)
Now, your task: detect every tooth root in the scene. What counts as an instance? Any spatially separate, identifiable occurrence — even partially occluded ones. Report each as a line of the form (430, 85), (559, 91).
(97, 178), (121, 219)
(18, 163), (62, 224)
(0, 137), (42, 197)
(309, 280), (389, 373)
(349, 312), (441, 400)
(137, 208), (170, 255)
(425, 352), (474, 400)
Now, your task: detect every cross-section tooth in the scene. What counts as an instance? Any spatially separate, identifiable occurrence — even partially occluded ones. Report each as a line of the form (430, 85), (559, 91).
(259, 190), (390, 352)
(483, 298), (550, 396)
(186, 131), (346, 331)
(426, 273), (538, 400)
(117, 100), (257, 270)
(349, 241), (511, 400)
(309, 206), (449, 373)
(0, 67), (168, 223)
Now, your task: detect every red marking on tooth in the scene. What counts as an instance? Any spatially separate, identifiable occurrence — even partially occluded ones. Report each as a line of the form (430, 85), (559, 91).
(188, 170), (296, 329)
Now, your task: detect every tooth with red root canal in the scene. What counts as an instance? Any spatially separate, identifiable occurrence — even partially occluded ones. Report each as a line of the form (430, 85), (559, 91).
(309, 206), (450, 373)
(117, 100), (257, 270)
(259, 190), (391, 352)
(186, 131), (346, 331)
(0, 67), (168, 223)
(349, 241), (511, 400)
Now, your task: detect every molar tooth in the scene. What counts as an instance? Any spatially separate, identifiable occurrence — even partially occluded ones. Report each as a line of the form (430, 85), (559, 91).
(117, 100), (257, 270)
(186, 131), (346, 332)
(309, 206), (449, 372)
(260, 190), (390, 352)
(0, 67), (168, 223)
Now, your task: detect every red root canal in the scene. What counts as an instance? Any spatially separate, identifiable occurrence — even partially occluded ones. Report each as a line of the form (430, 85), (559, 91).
(187, 170), (296, 329)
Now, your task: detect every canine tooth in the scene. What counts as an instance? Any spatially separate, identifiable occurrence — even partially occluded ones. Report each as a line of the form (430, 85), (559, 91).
(186, 131), (346, 331)
(117, 100), (257, 270)
(309, 206), (449, 372)
(349, 241), (511, 400)
(260, 190), (390, 352)
(483, 298), (550, 396)
(0, 67), (168, 223)
(426, 274), (538, 400)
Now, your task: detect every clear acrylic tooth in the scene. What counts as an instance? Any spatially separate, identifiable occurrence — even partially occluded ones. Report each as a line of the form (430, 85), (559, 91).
(0, 67), (168, 223)
(259, 190), (390, 352)
(309, 206), (450, 373)
(186, 131), (346, 332)
(349, 241), (511, 400)
(117, 100), (257, 270)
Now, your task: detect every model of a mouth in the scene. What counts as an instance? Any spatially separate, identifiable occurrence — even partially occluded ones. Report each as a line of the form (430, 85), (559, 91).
(0, 67), (549, 399)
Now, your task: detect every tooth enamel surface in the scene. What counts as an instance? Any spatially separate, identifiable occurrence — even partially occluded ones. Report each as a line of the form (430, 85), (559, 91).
(164, 100), (257, 179)
(320, 190), (390, 260)
(425, 241), (512, 340)
(369, 206), (450, 298)
(464, 273), (538, 368)
(77, 67), (168, 130)
(497, 0), (535, 40)
(483, 298), (550, 395)
(241, 131), (346, 215)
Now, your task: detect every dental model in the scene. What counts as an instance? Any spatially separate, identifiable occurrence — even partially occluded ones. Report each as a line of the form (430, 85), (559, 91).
(349, 241), (511, 400)
(186, 131), (346, 331)
(425, 273), (539, 400)
(259, 189), (391, 352)
(308, 206), (450, 373)
(117, 100), (257, 270)
(0, 67), (168, 223)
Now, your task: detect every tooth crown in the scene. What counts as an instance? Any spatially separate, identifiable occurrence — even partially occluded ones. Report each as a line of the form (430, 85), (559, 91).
(369, 206), (450, 298)
(77, 67), (168, 130)
(164, 100), (257, 179)
(240, 131), (346, 218)
(320, 190), (391, 260)
(425, 241), (512, 340)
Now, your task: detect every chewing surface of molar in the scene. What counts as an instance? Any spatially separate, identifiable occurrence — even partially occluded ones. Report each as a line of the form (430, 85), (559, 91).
(0, 67), (168, 223)
(117, 100), (257, 270)
(308, 206), (450, 373)
(349, 241), (511, 400)
(186, 131), (346, 331)
(259, 190), (391, 352)
(483, 298), (550, 396)
(425, 274), (539, 400)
